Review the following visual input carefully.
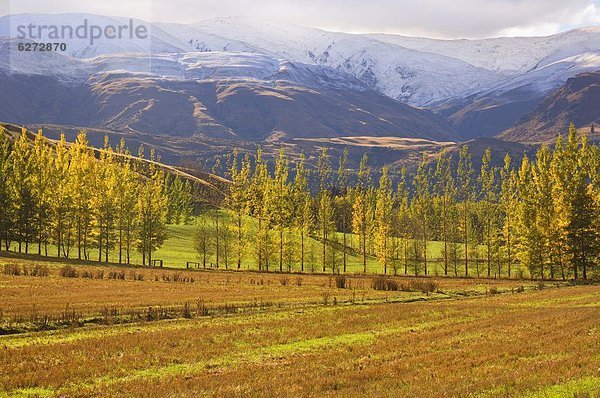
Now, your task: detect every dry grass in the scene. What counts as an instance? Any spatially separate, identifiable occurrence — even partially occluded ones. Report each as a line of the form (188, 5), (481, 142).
(0, 254), (596, 397)
(0, 286), (597, 397)
(0, 256), (539, 325)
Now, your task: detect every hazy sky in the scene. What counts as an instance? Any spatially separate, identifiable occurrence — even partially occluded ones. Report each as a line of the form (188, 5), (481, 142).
(3, 0), (600, 38)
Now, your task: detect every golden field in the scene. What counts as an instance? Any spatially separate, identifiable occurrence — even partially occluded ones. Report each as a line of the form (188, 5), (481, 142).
(0, 253), (598, 397)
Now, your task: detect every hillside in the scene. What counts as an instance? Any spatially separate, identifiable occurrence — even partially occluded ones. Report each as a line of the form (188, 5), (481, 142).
(500, 71), (600, 143)
(0, 122), (229, 203)
(0, 41), (458, 143)
(2, 14), (599, 110)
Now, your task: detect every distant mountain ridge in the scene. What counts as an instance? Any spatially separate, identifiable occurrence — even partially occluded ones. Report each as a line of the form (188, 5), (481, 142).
(2, 14), (599, 109)
(0, 13), (599, 157)
(0, 39), (457, 143)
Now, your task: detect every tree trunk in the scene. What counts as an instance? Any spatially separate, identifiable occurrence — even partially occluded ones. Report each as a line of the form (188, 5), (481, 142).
(279, 227), (283, 272)
(362, 232), (367, 274)
(301, 231), (305, 272)
(464, 202), (468, 277)
(343, 231), (347, 273)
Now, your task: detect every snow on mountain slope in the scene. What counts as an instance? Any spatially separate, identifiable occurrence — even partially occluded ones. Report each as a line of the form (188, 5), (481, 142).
(87, 51), (369, 91)
(152, 22), (265, 54)
(0, 14), (503, 106)
(0, 37), (90, 82)
(177, 17), (503, 106)
(0, 34), (369, 93)
(481, 52), (600, 95)
(1, 13), (598, 110)
(0, 49), (458, 142)
(368, 27), (600, 76)
(0, 13), (192, 58)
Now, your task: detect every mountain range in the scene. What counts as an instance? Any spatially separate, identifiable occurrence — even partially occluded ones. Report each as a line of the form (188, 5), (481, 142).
(0, 13), (599, 167)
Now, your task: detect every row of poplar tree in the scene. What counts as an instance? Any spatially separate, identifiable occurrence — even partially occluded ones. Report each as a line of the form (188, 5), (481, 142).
(207, 125), (598, 280)
(0, 128), (194, 266)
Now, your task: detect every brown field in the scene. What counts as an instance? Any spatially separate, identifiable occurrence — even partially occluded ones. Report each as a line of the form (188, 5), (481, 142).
(0, 254), (541, 323)
(0, 254), (599, 397)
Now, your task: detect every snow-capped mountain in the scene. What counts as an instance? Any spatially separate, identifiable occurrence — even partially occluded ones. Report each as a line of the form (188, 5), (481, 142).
(2, 13), (599, 109)
(0, 13), (599, 141)
(107, 16), (600, 106)
(368, 27), (600, 76)
(0, 36), (457, 142)
(162, 17), (505, 106)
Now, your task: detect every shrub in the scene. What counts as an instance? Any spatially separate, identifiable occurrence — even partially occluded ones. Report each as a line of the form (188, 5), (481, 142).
(196, 299), (209, 316)
(145, 306), (158, 321)
(295, 277), (303, 286)
(30, 264), (49, 277)
(489, 286), (499, 295)
(335, 275), (347, 289)
(81, 270), (94, 279)
(108, 271), (125, 280)
(420, 280), (438, 293)
(3, 264), (21, 276)
(372, 276), (387, 291)
(401, 280), (438, 293)
(129, 271), (144, 281)
(280, 276), (289, 286)
(59, 265), (78, 278)
(95, 270), (104, 279)
(372, 276), (399, 291)
(182, 302), (193, 319)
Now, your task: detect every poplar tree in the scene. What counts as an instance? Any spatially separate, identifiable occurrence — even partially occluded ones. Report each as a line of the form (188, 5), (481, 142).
(413, 155), (433, 275)
(375, 166), (394, 274)
(195, 215), (212, 268)
(273, 149), (291, 272)
(434, 150), (455, 276)
(457, 145), (474, 276)
(532, 144), (554, 279)
(10, 130), (37, 253)
(135, 149), (168, 266)
(29, 131), (53, 255)
(69, 132), (95, 260)
(114, 141), (138, 264)
(228, 151), (251, 269)
(352, 154), (373, 273)
(479, 148), (498, 277)
(219, 212), (232, 269)
(0, 127), (12, 250)
(166, 176), (194, 225)
(92, 137), (118, 262)
(564, 129), (599, 279)
(566, 164), (598, 280)
(316, 148), (334, 272)
(292, 154), (312, 272)
(250, 149), (271, 270)
(500, 154), (517, 278)
(336, 148), (352, 272)
(548, 136), (569, 279)
(515, 155), (542, 278)
(395, 168), (411, 275)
